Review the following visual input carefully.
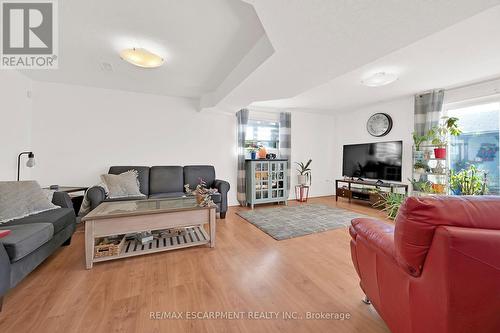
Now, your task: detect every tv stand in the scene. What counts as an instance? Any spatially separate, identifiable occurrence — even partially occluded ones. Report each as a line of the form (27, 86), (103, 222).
(335, 178), (408, 204)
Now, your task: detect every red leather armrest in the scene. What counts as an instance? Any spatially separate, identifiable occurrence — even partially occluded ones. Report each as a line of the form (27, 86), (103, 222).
(0, 230), (11, 239)
(351, 218), (396, 259)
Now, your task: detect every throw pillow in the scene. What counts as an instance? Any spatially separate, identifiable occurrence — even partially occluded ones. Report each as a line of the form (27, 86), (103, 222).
(0, 181), (60, 224)
(100, 170), (146, 199)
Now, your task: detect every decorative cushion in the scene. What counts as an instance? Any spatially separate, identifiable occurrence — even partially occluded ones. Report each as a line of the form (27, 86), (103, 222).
(0, 223), (54, 262)
(100, 170), (146, 199)
(0, 181), (59, 224)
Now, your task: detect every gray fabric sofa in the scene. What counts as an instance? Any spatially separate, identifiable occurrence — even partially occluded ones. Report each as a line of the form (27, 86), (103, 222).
(86, 165), (230, 218)
(0, 192), (76, 311)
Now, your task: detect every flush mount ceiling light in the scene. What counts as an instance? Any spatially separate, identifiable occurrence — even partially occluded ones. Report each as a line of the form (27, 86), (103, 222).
(119, 48), (164, 68)
(361, 72), (398, 87)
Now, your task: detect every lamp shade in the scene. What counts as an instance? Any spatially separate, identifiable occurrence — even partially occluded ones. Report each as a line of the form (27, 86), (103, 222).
(26, 153), (35, 168)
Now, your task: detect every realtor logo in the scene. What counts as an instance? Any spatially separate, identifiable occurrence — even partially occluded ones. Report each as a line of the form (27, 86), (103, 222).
(1, 0), (58, 69)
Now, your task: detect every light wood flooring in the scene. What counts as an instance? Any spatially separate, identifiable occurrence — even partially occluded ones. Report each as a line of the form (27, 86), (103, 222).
(0, 196), (390, 333)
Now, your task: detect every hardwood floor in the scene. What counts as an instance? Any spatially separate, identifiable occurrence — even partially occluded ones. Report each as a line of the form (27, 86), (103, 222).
(0, 196), (390, 333)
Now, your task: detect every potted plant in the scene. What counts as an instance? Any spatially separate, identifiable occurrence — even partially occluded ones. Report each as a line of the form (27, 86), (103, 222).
(295, 159), (312, 185)
(368, 188), (383, 205)
(409, 178), (433, 193)
(427, 117), (461, 159)
(449, 165), (488, 195)
(412, 132), (429, 161)
(247, 143), (258, 159)
(373, 192), (406, 220)
(413, 161), (429, 174)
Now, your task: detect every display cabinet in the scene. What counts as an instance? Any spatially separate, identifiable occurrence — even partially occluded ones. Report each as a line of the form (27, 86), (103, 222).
(245, 159), (288, 209)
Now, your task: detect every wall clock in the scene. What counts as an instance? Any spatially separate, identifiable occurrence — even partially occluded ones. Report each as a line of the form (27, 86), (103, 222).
(367, 113), (393, 137)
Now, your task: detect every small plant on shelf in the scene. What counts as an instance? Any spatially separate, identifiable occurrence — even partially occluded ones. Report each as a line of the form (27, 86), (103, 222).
(295, 159), (312, 185)
(409, 178), (433, 193)
(449, 165), (488, 195)
(413, 161), (430, 174)
(427, 117), (462, 159)
(373, 192), (406, 220)
(412, 132), (429, 151)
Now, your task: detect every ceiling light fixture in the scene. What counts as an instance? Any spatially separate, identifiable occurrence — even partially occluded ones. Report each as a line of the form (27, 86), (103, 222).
(361, 72), (398, 87)
(120, 48), (164, 68)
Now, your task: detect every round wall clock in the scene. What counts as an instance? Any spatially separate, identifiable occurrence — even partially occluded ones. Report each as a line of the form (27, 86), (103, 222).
(367, 113), (393, 137)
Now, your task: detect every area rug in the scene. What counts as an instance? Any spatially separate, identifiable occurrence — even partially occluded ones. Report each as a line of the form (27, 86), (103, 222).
(237, 204), (369, 240)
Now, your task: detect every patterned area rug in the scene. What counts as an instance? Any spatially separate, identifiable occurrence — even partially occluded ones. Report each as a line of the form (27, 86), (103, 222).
(237, 204), (369, 240)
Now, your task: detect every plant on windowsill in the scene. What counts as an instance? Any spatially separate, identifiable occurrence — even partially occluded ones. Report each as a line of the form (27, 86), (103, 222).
(427, 117), (462, 159)
(247, 143), (259, 159)
(373, 192), (406, 220)
(295, 159), (312, 185)
(449, 165), (488, 195)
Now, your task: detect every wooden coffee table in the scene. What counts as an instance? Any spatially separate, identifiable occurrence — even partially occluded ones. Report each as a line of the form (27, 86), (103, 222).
(82, 197), (216, 269)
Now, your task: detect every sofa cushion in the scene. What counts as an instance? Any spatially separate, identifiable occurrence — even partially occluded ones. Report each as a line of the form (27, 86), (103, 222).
(0, 223), (54, 262)
(109, 166), (150, 196)
(3, 208), (75, 234)
(149, 192), (186, 199)
(184, 165), (216, 189)
(149, 166), (184, 195)
(0, 181), (59, 224)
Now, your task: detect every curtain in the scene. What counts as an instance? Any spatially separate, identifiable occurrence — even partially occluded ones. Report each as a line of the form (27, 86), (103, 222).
(414, 90), (445, 135)
(236, 109), (249, 206)
(279, 112), (292, 193)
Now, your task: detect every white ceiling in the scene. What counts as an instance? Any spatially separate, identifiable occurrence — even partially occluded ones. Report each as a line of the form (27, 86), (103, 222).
(251, 3), (500, 112)
(21, 0), (265, 98)
(215, 0), (500, 111)
(19, 0), (500, 112)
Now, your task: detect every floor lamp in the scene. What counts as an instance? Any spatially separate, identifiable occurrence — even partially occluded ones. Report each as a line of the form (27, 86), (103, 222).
(17, 151), (35, 181)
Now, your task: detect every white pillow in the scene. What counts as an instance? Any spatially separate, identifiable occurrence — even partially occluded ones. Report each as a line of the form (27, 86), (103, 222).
(100, 170), (146, 199)
(0, 181), (59, 224)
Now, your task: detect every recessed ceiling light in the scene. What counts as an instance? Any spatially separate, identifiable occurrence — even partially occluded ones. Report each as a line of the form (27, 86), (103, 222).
(120, 48), (164, 68)
(361, 72), (398, 87)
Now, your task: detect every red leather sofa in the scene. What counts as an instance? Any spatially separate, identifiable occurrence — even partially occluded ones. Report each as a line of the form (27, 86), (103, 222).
(349, 196), (500, 333)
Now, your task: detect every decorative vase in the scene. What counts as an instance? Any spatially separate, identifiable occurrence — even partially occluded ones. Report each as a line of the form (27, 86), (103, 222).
(414, 168), (426, 174)
(432, 183), (445, 194)
(258, 147), (267, 159)
(434, 147), (447, 159)
(250, 151), (256, 160)
(414, 151), (425, 162)
(298, 175), (307, 185)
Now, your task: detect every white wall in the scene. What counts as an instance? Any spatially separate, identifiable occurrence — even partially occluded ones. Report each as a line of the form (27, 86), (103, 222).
(0, 71), (33, 181)
(332, 97), (414, 184)
(30, 82), (239, 205)
(291, 111), (336, 197)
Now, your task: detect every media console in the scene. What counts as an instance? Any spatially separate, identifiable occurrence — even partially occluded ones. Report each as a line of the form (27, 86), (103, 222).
(335, 178), (408, 204)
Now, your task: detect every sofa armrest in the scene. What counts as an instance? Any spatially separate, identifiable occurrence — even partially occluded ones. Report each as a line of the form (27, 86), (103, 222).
(52, 191), (74, 209)
(213, 179), (230, 214)
(87, 186), (107, 211)
(0, 244), (11, 298)
(350, 218), (396, 259)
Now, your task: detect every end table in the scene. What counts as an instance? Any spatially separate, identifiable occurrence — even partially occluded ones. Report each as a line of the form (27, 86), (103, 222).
(43, 186), (88, 214)
(295, 185), (310, 202)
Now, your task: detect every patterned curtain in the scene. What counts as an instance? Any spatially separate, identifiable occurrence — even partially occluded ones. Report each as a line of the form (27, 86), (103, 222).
(414, 90), (444, 135)
(279, 112), (292, 193)
(236, 109), (249, 206)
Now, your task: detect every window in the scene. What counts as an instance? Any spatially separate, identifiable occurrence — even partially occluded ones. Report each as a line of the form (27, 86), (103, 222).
(446, 101), (500, 194)
(245, 119), (279, 153)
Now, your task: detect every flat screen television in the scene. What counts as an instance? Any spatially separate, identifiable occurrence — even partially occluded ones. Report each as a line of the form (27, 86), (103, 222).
(342, 141), (402, 182)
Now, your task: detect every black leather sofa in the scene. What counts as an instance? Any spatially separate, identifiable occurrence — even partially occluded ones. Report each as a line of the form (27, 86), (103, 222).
(86, 165), (230, 218)
(0, 192), (76, 311)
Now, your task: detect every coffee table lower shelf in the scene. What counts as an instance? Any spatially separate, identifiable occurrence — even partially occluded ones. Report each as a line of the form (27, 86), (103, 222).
(93, 225), (209, 264)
